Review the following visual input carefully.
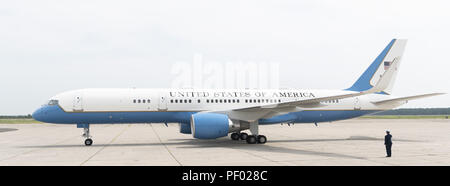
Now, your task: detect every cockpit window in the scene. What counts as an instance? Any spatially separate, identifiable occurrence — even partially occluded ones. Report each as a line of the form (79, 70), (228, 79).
(48, 100), (59, 105)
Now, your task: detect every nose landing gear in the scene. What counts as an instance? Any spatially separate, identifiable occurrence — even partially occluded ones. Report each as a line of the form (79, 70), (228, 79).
(84, 138), (93, 146)
(78, 124), (93, 146)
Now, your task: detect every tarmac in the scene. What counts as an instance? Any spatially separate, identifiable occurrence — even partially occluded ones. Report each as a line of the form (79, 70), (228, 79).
(0, 118), (449, 166)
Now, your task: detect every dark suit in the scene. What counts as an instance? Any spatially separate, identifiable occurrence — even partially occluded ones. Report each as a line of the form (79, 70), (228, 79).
(384, 134), (393, 157)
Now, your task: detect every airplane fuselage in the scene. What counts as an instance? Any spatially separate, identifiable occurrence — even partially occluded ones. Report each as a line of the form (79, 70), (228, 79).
(32, 88), (394, 125)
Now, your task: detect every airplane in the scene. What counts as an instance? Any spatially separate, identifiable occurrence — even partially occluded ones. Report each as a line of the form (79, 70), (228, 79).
(32, 39), (444, 146)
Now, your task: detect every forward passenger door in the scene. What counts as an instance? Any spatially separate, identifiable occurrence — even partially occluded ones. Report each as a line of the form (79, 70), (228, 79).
(73, 94), (84, 112)
(158, 93), (168, 111)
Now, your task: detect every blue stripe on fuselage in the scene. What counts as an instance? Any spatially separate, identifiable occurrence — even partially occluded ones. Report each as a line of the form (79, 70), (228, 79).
(32, 105), (195, 124)
(33, 105), (382, 125)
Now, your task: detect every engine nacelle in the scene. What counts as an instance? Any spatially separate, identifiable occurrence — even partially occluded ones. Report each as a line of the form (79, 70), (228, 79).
(179, 123), (191, 134)
(190, 113), (231, 139)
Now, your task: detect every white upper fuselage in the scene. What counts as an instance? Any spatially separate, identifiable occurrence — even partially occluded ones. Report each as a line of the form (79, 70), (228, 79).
(51, 88), (396, 113)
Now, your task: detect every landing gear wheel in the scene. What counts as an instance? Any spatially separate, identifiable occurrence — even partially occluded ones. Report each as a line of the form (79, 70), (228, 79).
(230, 133), (240, 140)
(257, 135), (267, 144)
(240, 132), (248, 140)
(85, 139), (93, 146)
(246, 135), (257, 144)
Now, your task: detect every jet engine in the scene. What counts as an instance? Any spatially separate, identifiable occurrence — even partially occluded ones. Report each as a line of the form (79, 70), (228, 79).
(190, 113), (249, 139)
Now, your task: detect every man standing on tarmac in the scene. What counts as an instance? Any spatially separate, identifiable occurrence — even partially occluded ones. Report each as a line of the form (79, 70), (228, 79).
(384, 130), (393, 157)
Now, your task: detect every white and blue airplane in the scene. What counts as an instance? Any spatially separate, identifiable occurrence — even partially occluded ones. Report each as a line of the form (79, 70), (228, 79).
(32, 39), (444, 146)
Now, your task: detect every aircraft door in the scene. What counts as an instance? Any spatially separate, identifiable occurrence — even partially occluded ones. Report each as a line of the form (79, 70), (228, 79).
(73, 94), (84, 112)
(354, 97), (362, 110)
(158, 94), (168, 111)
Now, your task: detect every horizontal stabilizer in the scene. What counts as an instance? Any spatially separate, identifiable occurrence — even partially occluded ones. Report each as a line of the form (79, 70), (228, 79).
(372, 93), (445, 105)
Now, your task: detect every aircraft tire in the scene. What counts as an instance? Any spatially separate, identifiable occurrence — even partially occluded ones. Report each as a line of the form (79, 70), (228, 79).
(85, 139), (93, 146)
(231, 133), (240, 140)
(257, 135), (267, 144)
(240, 132), (248, 140)
(246, 135), (257, 144)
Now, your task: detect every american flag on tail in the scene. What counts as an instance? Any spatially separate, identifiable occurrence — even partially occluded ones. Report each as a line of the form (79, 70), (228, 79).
(384, 61), (392, 70)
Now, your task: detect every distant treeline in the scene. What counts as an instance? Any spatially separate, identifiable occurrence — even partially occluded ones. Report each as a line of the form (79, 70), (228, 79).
(0, 115), (32, 119)
(373, 108), (450, 115)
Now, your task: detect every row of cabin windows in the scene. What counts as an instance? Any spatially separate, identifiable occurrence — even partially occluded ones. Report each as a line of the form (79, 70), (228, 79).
(245, 99), (281, 103)
(322, 99), (339, 103)
(170, 99), (195, 103)
(207, 99), (240, 103)
(133, 98), (336, 104)
(169, 99), (283, 104)
(133, 99), (151, 104)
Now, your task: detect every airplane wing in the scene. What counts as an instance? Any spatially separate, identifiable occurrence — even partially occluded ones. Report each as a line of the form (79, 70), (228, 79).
(372, 93), (445, 106)
(208, 56), (401, 122)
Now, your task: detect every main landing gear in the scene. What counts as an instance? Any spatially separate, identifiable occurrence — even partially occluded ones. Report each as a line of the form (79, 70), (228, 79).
(230, 121), (266, 144)
(230, 132), (267, 144)
(78, 124), (93, 146)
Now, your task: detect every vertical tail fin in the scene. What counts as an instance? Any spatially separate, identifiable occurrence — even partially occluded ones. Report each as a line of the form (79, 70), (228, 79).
(346, 39), (407, 95)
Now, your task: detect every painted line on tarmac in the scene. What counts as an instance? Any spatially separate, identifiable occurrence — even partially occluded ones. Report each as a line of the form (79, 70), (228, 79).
(150, 123), (182, 166)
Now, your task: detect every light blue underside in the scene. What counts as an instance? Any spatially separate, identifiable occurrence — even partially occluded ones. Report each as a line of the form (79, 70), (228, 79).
(33, 105), (382, 125)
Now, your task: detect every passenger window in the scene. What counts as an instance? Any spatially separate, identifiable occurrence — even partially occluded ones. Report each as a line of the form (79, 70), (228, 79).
(133, 99), (136, 103)
(175, 100), (178, 103)
(197, 100), (201, 103)
(170, 100), (173, 103)
(138, 100), (141, 103)
(148, 99), (151, 103)
(143, 100), (146, 103)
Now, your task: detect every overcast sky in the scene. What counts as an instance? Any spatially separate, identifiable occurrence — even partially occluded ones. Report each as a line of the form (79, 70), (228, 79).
(1, 0), (449, 115)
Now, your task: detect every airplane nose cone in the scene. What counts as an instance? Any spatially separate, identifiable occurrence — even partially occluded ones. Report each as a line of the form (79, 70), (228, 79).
(32, 106), (49, 122)
(32, 108), (43, 122)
